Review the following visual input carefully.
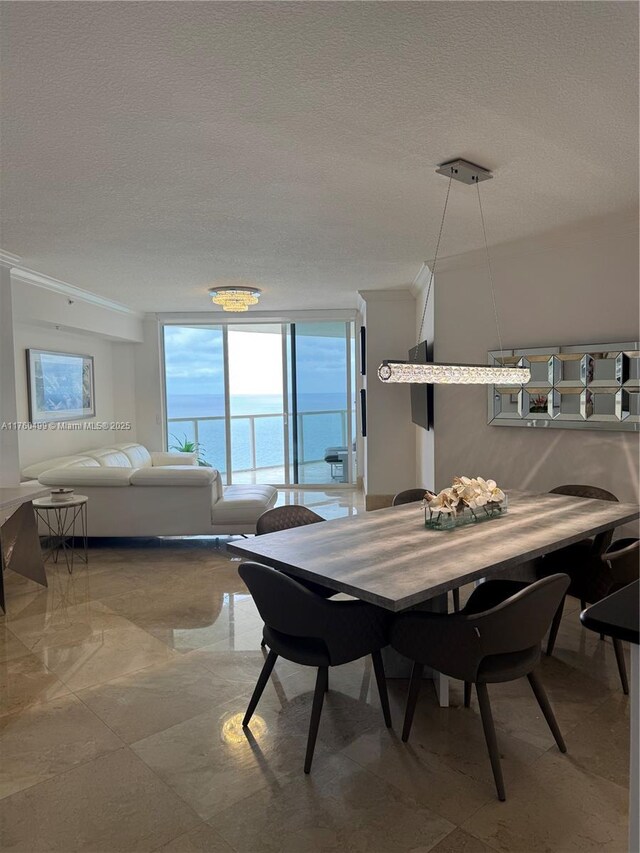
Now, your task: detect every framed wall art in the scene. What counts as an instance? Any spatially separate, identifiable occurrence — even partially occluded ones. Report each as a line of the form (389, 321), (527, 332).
(26, 349), (95, 423)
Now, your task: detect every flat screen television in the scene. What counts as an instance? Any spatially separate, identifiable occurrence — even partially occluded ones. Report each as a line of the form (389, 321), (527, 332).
(409, 340), (433, 430)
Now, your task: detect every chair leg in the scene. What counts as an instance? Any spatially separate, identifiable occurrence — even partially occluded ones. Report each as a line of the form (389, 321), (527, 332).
(475, 682), (506, 801)
(243, 650), (278, 727)
(613, 638), (629, 695)
(452, 588), (461, 612)
(304, 666), (328, 774)
(371, 650), (392, 728)
(464, 681), (472, 708)
(526, 670), (566, 753)
(546, 595), (565, 656)
(260, 638), (267, 648)
(402, 662), (424, 742)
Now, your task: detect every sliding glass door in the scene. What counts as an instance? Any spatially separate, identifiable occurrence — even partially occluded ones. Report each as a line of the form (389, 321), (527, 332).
(163, 321), (355, 486)
(288, 322), (354, 485)
(227, 324), (286, 485)
(164, 325), (227, 474)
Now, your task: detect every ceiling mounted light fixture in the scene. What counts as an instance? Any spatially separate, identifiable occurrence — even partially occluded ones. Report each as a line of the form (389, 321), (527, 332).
(378, 159), (530, 386)
(208, 286), (261, 312)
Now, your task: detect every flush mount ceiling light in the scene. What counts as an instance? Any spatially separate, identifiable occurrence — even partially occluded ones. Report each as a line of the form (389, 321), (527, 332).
(378, 159), (531, 387)
(208, 286), (261, 312)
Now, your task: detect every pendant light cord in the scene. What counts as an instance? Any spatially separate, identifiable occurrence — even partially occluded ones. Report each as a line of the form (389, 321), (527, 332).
(414, 176), (452, 356)
(476, 180), (504, 364)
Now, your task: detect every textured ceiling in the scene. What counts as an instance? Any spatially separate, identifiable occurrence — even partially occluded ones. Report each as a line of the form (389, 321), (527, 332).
(1, 1), (637, 312)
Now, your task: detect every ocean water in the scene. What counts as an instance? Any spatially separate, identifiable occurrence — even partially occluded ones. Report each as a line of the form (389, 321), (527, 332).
(167, 393), (351, 472)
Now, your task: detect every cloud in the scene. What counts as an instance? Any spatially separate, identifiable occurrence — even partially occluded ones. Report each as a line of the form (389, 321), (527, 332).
(163, 325), (351, 397)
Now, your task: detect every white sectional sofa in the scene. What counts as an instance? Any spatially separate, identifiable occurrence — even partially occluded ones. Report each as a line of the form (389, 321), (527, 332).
(21, 443), (277, 537)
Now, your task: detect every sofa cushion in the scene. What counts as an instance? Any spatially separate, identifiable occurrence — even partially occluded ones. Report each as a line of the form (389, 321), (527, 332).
(130, 466), (218, 486)
(150, 451), (197, 467)
(213, 485), (278, 525)
(22, 455), (100, 479)
(115, 443), (152, 468)
(86, 448), (133, 468)
(38, 467), (133, 487)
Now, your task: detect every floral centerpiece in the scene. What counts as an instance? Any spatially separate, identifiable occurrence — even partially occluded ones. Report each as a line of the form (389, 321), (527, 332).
(423, 476), (507, 530)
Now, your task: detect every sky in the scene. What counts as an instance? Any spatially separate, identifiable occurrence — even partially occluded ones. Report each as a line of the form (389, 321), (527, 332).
(164, 324), (350, 398)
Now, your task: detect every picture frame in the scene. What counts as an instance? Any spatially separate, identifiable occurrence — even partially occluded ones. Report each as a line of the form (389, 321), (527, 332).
(26, 349), (95, 423)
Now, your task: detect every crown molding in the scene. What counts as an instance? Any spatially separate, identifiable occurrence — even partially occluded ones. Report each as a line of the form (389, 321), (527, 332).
(0, 250), (22, 268)
(8, 263), (142, 318)
(157, 308), (357, 325)
(409, 262), (433, 297)
(357, 288), (414, 303)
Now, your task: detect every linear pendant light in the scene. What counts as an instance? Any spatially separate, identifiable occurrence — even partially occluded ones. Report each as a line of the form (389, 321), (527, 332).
(378, 159), (530, 387)
(378, 361), (531, 384)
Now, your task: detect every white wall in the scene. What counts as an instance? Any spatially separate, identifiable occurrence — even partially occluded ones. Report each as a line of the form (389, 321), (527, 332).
(9, 279), (142, 471)
(134, 315), (165, 452)
(432, 211), (639, 517)
(0, 264), (20, 485)
(359, 289), (417, 506)
(414, 271), (435, 491)
(13, 324), (138, 469)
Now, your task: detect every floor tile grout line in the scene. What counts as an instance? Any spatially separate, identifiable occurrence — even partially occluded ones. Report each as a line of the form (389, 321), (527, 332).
(1, 743), (205, 849)
(334, 737), (497, 829)
(40, 642), (180, 695)
(129, 734), (278, 827)
(0, 713), (127, 803)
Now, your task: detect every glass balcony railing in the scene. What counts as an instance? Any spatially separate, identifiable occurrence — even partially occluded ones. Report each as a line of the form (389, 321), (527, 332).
(167, 409), (349, 476)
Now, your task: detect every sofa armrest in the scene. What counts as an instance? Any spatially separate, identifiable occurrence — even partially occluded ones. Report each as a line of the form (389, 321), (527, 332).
(150, 451), (197, 467)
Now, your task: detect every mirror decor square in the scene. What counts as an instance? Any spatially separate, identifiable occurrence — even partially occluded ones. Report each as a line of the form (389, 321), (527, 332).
(488, 342), (640, 431)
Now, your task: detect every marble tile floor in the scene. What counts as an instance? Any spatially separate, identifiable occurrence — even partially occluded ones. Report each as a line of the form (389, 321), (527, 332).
(0, 489), (631, 852)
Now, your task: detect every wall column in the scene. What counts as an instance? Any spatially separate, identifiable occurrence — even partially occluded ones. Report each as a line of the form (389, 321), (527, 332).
(0, 255), (21, 486)
(358, 289), (417, 509)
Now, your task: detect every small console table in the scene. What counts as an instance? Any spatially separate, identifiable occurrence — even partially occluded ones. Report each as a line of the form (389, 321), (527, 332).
(33, 495), (89, 573)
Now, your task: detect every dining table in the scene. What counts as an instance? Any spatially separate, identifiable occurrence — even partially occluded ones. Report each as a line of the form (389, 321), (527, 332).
(229, 490), (640, 706)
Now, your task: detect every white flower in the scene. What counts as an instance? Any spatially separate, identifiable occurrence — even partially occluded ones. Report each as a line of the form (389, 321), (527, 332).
(448, 475), (505, 508)
(428, 488), (459, 515)
(466, 490), (489, 509)
(488, 486), (505, 504)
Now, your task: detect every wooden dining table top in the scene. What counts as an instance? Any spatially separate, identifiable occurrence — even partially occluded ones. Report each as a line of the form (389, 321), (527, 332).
(228, 491), (640, 612)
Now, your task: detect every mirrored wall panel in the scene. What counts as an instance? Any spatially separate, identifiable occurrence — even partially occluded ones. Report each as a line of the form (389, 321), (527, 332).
(488, 342), (640, 431)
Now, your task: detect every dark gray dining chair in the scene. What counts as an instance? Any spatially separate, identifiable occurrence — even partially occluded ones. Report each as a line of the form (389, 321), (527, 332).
(392, 488), (428, 507)
(548, 538), (638, 694)
(538, 484), (618, 655)
(390, 573), (570, 800)
(239, 562), (392, 773)
(255, 505), (335, 651)
(549, 484), (619, 564)
(392, 488), (461, 612)
(256, 505), (325, 536)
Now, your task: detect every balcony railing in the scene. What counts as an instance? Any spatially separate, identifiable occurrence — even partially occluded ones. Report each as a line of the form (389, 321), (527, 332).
(167, 409), (349, 473)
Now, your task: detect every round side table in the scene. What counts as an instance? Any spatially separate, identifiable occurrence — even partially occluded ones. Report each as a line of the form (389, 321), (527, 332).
(33, 495), (88, 573)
